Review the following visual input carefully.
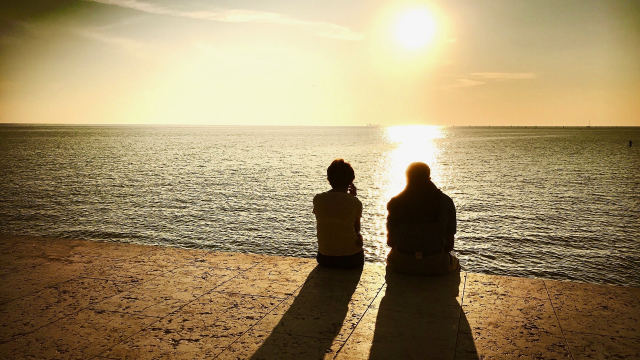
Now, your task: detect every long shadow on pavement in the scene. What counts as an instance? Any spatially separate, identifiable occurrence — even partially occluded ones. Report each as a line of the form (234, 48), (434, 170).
(249, 266), (363, 359)
(340, 269), (478, 359)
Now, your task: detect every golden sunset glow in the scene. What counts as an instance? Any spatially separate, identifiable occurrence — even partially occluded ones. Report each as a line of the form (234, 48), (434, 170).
(368, 125), (444, 259)
(384, 125), (443, 198)
(0, 1), (638, 126)
(395, 9), (437, 50)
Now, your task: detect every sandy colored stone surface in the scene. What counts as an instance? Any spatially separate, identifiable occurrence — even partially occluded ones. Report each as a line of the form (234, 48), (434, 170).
(2, 233), (640, 359)
(465, 272), (548, 300)
(564, 331), (640, 359)
(461, 292), (562, 334)
(0, 277), (133, 343)
(546, 280), (640, 339)
(337, 307), (460, 360)
(103, 293), (282, 359)
(0, 309), (158, 359)
(369, 270), (464, 319)
(0, 261), (92, 304)
(217, 329), (344, 360)
(455, 323), (571, 360)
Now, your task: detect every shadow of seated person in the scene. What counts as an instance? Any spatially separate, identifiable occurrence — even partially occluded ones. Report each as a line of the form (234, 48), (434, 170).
(248, 266), (363, 359)
(366, 269), (478, 359)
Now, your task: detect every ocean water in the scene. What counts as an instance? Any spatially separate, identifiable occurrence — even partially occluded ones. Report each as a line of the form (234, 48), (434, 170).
(1, 125), (638, 287)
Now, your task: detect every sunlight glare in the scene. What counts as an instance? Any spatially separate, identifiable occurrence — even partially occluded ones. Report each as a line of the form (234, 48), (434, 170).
(369, 125), (444, 259)
(384, 126), (443, 198)
(395, 9), (437, 50)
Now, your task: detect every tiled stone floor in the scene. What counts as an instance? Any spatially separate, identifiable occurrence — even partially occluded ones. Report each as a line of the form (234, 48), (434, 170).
(1, 234), (639, 359)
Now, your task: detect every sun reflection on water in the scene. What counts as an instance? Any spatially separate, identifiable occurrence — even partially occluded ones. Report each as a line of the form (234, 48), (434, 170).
(384, 125), (444, 198)
(368, 125), (444, 260)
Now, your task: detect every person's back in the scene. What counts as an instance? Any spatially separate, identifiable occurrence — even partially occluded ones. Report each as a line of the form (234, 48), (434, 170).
(313, 159), (364, 269)
(386, 162), (460, 275)
(314, 191), (362, 257)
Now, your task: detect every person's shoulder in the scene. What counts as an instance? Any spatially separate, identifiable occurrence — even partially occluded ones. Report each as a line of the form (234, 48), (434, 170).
(313, 191), (328, 204)
(352, 195), (363, 207)
(387, 192), (405, 210)
(387, 195), (398, 207)
(439, 191), (455, 207)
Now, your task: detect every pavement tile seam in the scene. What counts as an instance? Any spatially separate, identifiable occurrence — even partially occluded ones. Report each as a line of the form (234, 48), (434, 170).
(93, 302), (239, 357)
(91, 315), (165, 359)
(210, 295), (294, 359)
(543, 279), (575, 360)
(453, 271), (469, 358)
(457, 271), (468, 306)
(1, 275), (124, 334)
(84, 306), (169, 319)
(89, 274), (278, 359)
(0, 272), (86, 306)
(564, 331), (640, 341)
(208, 290), (297, 301)
(84, 260), (264, 320)
(330, 278), (388, 359)
(0, 304), (94, 345)
(205, 266), (338, 358)
(0, 307), (85, 345)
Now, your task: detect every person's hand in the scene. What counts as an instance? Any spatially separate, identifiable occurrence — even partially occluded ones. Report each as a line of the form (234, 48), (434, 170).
(355, 233), (364, 248)
(348, 183), (357, 197)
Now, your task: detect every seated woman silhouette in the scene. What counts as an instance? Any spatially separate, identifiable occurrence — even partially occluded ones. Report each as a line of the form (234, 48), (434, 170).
(312, 159), (365, 268)
(386, 162), (460, 275)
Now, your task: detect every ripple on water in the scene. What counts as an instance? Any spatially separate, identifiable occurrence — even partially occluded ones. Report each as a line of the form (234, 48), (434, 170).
(0, 125), (638, 287)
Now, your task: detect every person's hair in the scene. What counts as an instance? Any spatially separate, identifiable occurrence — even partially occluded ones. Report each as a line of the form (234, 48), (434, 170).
(327, 159), (355, 189)
(405, 162), (431, 189)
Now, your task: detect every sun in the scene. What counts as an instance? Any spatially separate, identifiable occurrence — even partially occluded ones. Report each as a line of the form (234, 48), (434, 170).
(395, 9), (437, 50)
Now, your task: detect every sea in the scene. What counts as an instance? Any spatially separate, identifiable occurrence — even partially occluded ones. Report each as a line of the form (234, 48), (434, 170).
(1, 125), (638, 287)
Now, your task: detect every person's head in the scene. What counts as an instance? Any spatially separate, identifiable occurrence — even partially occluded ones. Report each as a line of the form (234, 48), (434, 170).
(327, 159), (355, 189)
(405, 162), (431, 188)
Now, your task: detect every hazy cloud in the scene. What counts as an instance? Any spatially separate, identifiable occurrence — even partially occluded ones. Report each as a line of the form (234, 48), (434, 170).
(471, 72), (536, 80)
(1, 19), (144, 55)
(85, 0), (364, 41)
(448, 79), (486, 89)
(72, 28), (143, 52)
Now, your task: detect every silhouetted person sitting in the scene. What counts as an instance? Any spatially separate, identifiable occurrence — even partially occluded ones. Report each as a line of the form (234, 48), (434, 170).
(386, 162), (460, 275)
(313, 159), (365, 269)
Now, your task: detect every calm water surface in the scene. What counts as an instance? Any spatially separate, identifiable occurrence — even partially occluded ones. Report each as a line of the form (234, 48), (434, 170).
(1, 125), (638, 287)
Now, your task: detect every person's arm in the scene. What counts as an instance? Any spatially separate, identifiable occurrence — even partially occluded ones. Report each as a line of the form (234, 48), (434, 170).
(349, 183), (363, 248)
(386, 202), (396, 248)
(354, 217), (363, 248)
(443, 194), (456, 253)
(445, 234), (455, 253)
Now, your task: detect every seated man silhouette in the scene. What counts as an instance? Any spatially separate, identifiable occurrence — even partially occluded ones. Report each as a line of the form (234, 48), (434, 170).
(386, 162), (460, 275)
(313, 159), (365, 269)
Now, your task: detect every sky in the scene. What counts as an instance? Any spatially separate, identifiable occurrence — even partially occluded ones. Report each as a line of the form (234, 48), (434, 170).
(0, 0), (639, 126)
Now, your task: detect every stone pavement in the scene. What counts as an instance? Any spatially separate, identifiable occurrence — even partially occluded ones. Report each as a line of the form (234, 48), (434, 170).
(0, 234), (639, 359)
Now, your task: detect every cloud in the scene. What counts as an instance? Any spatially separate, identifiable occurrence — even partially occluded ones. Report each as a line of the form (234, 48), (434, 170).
(448, 79), (486, 89)
(1, 19), (144, 56)
(446, 72), (535, 89)
(471, 72), (536, 80)
(72, 28), (143, 53)
(84, 0), (364, 41)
